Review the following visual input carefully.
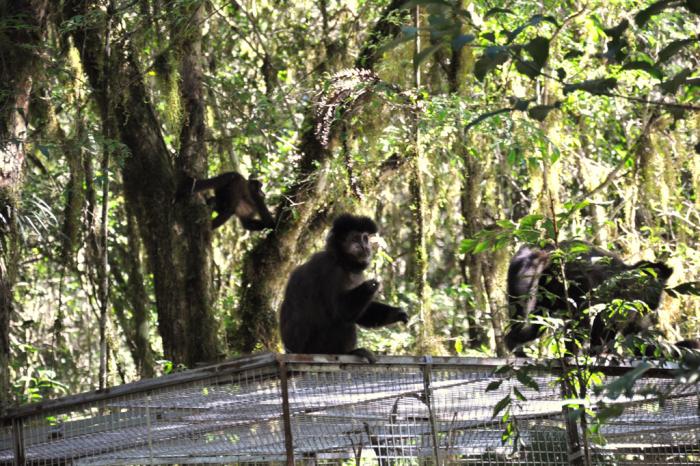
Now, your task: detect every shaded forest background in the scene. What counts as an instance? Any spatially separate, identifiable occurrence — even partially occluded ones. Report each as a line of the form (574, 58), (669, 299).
(0, 0), (698, 406)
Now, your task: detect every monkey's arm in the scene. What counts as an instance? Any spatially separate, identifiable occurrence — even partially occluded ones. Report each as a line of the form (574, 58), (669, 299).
(356, 302), (408, 327)
(337, 280), (378, 322)
(212, 209), (235, 229)
(192, 172), (239, 192)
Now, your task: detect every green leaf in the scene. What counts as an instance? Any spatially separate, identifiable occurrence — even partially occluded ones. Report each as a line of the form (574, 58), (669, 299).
(486, 380), (503, 392)
(506, 15), (558, 43)
(600, 362), (651, 399)
(525, 36), (550, 68)
(621, 61), (663, 80)
(513, 386), (527, 401)
(485, 7), (514, 17)
(603, 19), (629, 39)
(660, 68), (692, 94)
(564, 49), (584, 59)
(515, 370), (540, 391)
(515, 60), (540, 79)
(459, 238), (478, 254)
(563, 78), (617, 95)
(452, 33), (475, 51)
(657, 38), (700, 64)
(635, 0), (675, 27)
(481, 31), (496, 42)
(665, 281), (700, 298)
(493, 394), (512, 418)
(511, 98), (531, 111)
(473, 240), (490, 254)
(474, 46), (509, 81)
(414, 43), (444, 70)
(527, 104), (558, 121)
(596, 403), (625, 423)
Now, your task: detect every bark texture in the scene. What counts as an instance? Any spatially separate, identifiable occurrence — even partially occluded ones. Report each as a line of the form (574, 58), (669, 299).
(0, 0), (49, 406)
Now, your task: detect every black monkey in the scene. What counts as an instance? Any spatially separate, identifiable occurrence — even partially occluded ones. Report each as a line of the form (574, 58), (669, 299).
(505, 240), (672, 355)
(181, 171), (275, 230)
(279, 214), (408, 363)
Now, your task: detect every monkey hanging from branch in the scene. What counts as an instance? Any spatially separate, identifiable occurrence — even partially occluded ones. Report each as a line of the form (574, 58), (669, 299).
(180, 171), (276, 231)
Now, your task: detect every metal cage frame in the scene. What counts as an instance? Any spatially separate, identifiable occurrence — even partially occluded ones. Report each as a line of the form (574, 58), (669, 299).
(2, 353), (699, 465)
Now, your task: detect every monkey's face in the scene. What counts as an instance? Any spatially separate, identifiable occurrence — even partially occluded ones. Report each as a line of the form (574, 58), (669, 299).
(340, 231), (374, 268)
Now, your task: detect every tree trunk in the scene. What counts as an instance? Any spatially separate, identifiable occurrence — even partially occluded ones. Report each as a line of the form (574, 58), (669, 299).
(0, 0), (49, 406)
(232, 3), (407, 353)
(233, 110), (332, 353)
(111, 204), (156, 378)
(66, 1), (218, 367)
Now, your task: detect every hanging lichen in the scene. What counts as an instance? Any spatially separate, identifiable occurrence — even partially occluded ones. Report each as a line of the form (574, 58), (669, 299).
(153, 51), (182, 132)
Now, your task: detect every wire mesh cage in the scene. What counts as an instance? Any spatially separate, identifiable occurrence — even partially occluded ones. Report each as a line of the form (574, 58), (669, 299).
(1, 353), (699, 465)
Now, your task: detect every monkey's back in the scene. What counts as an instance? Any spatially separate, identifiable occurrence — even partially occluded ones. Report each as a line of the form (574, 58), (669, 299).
(279, 252), (357, 354)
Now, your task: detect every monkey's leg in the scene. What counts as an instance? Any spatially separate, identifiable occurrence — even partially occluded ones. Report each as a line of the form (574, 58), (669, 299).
(239, 217), (273, 231)
(349, 348), (377, 363)
(357, 302), (408, 327)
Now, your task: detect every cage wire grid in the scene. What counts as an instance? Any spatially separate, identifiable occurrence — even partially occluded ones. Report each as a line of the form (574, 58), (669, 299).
(1, 353), (699, 465)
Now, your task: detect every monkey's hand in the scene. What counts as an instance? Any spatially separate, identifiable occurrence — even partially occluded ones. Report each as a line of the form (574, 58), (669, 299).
(397, 308), (409, 324)
(360, 279), (381, 297)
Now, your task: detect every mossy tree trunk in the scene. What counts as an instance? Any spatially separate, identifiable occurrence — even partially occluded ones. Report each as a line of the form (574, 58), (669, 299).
(232, 2), (409, 353)
(0, 0), (49, 405)
(65, 0), (219, 367)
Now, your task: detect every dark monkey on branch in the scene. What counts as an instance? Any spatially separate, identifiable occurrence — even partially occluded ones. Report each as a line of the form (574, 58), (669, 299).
(279, 214), (408, 363)
(506, 240), (672, 355)
(182, 171), (275, 230)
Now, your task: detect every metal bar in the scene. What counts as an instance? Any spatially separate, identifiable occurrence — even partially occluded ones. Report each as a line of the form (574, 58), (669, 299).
(422, 356), (441, 465)
(279, 354), (680, 375)
(1, 352), (278, 423)
(277, 356), (295, 466)
(12, 417), (25, 466)
(560, 375), (586, 466)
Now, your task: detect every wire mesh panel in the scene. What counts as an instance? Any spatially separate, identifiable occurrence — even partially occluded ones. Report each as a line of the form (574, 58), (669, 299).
(1, 354), (699, 465)
(0, 353), (285, 465)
